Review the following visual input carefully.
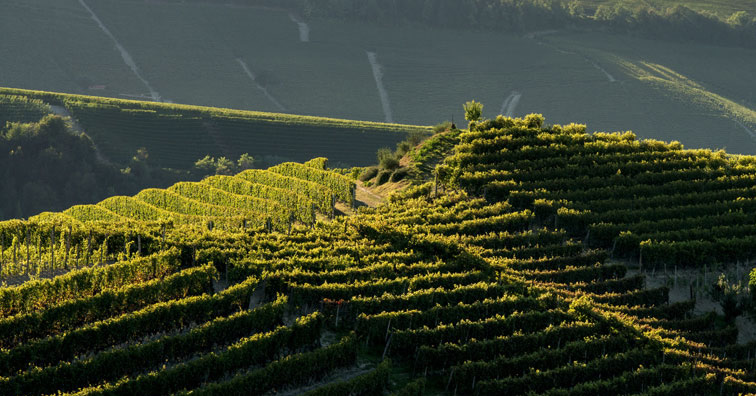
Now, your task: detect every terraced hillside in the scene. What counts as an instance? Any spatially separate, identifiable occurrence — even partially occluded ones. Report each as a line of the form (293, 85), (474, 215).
(2, 115), (756, 394)
(0, 87), (427, 168)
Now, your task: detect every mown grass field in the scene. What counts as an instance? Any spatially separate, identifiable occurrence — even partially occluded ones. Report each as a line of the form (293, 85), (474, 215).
(2, 0), (756, 155)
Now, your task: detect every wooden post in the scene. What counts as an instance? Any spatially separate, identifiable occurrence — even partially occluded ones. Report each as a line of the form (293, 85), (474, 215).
(50, 225), (55, 271)
(86, 230), (92, 266)
(434, 171), (438, 198)
(312, 203), (316, 228)
(266, 218), (272, 233)
(331, 194), (336, 220)
(288, 214), (293, 236)
(351, 186), (356, 210)
(25, 227), (30, 269)
(37, 235), (42, 269)
(65, 225), (71, 269)
(137, 234), (141, 256)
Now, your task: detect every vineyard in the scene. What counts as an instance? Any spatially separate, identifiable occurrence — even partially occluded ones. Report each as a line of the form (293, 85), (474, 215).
(2, 114), (756, 394)
(0, 87), (427, 168)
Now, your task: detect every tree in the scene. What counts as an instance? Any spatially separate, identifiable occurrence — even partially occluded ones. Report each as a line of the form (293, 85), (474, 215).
(237, 153), (256, 170)
(194, 155), (216, 176)
(463, 100), (483, 122)
(215, 157), (235, 175)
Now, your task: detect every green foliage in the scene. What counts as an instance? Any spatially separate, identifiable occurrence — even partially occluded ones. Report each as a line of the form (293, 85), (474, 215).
(375, 170), (391, 185)
(359, 166), (379, 182)
(463, 100), (483, 122)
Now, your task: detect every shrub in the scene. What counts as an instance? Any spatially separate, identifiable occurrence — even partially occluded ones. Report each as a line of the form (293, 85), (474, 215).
(390, 167), (409, 183)
(463, 100), (483, 122)
(379, 156), (400, 171)
(359, 166), (379, 182)
(375, 170), (391, 185)
(396, 141), (412, 157)
(432, 121), (452, 134)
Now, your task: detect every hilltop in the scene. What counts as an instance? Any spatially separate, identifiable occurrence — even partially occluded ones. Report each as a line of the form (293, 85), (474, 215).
(2, 114), (756, 394)
(2, 0), (756, 155)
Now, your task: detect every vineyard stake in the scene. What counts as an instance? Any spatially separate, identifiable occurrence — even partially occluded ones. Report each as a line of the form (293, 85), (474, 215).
(86, 230), (92, 266)
(50, 225), (55, 271)
(65, 225), (71, 269)
(381, 333), (392, 360)
(137, 234), (141, 256)
(25, 227), (30, 269)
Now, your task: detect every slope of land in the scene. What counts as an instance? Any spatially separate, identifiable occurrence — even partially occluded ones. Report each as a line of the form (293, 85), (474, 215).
(2, 0), (756, 154)
(2, 115), (756, 394)
(0, 87), (427, 169)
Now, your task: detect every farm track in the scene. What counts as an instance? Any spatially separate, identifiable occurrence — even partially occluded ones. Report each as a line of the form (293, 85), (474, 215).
(77, 0), (161, 102)
(500, 91), (522, 118)
(366, 51), (393, 124)
(236, 58), (287, 112)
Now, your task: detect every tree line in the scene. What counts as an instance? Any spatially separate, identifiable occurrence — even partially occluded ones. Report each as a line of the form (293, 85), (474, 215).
(218, 0), (756, 48)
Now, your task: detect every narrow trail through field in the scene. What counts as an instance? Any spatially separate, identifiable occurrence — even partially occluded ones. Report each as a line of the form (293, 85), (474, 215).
(526, 33), (616, 83)
(288, 13), (310, 42)
(500, 91), (522, 117)
(78, 0), (161, 102)
(734, 119), (756, 143)
(366, 51), (394, 123)
(236, 58), (287, 112)
(585, 57), (617, 83)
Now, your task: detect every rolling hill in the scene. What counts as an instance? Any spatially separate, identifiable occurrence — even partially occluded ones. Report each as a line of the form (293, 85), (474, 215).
(2, 0), (756, 156)
(2, 114), (756, 394)
(0, 87), (427, 169)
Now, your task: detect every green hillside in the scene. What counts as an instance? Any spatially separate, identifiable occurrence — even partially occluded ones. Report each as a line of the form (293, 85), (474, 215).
(3, 0), (756, 155)
(0, 87), (427, 169)
(2, 114), (756, 394)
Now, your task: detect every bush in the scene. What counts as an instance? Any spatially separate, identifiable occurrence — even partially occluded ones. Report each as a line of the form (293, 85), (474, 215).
(715, 274), (749, 322)
(390, 167), (409, 183)
(359, 166), (379, 182)
(463, 100), (483, 122)
(379, 156), (400, 171)
(396, 141), (412, 157)
(432, 121), (452, 134)
(375, 170), (391, 185)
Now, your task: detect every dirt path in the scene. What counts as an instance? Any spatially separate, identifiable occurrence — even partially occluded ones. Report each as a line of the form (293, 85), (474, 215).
(366, 51), (393, 123)
(236, 58), (287, 112)
(288, 13), (310, 42)
(584, 57), (617, 83)
(356, 184), (384, 207)
(500, 91), (522, 117)
(78, 0), (161, 102)
(734, 119), (756, 143)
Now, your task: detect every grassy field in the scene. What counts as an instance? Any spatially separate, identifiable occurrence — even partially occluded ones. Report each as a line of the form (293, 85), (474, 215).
(0, 87), (426, 169)
(2, 0), (756, 155)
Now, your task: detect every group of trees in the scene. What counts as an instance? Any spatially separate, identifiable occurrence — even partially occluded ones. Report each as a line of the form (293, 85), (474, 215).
(234, 0), (756, 48)
(0, 116), (223, 221)
(193, 153), (257, 178)
(0, 116), (129, 219)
